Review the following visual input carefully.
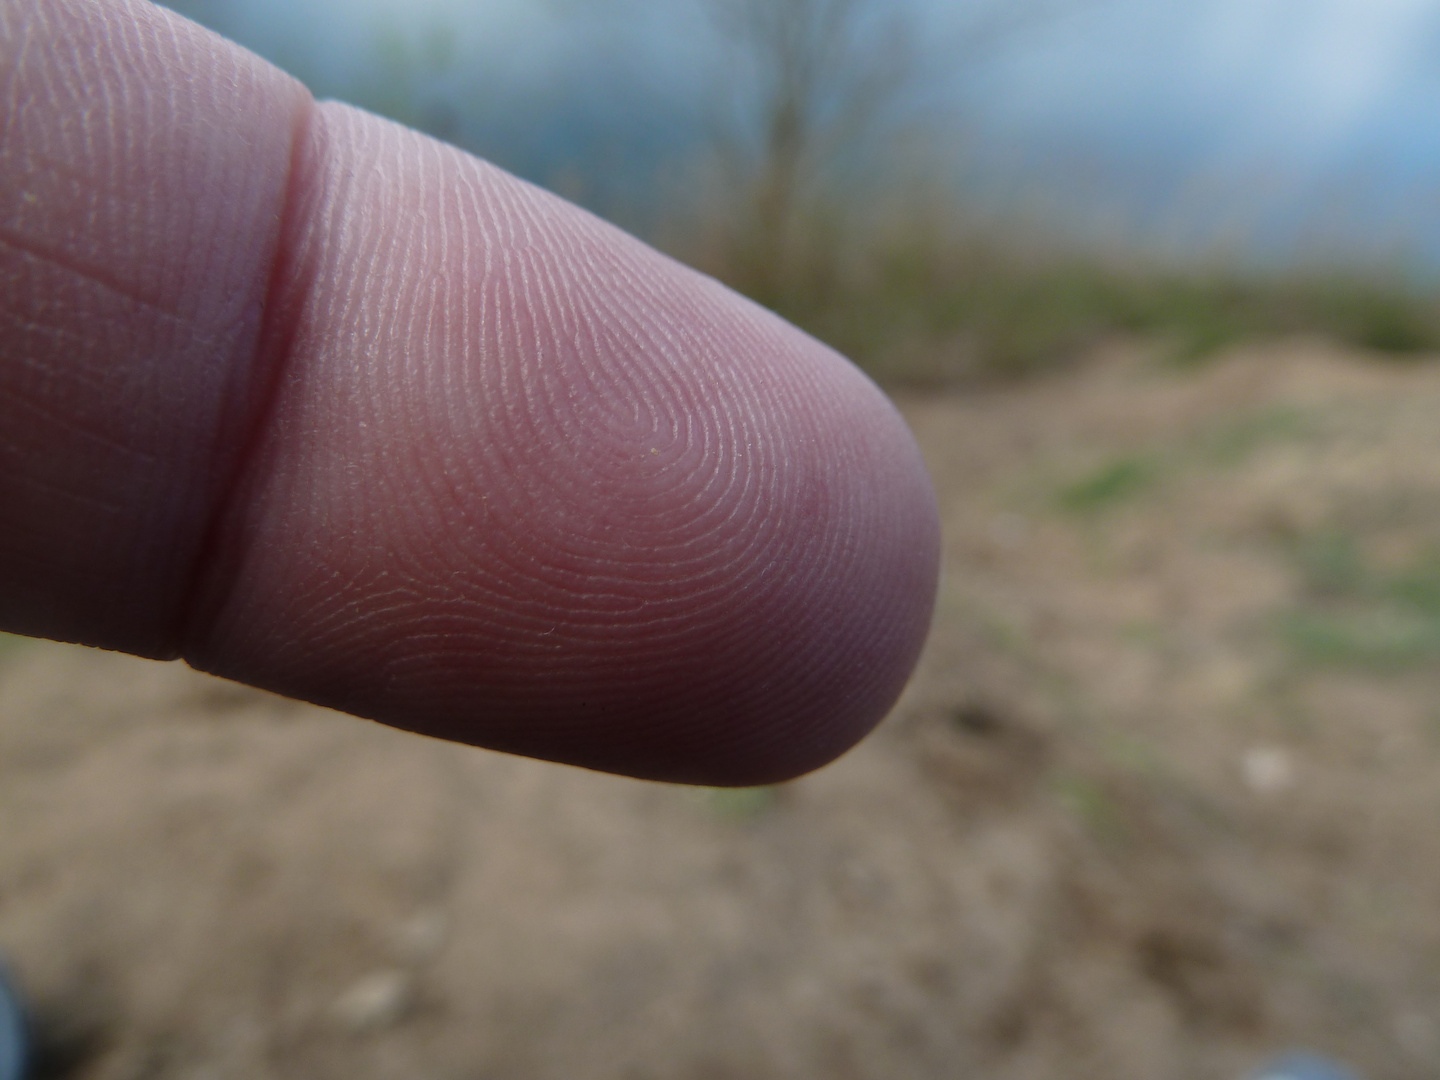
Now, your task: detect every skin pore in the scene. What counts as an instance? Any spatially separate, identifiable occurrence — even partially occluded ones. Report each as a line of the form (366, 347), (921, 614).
(0, 0), (940, 785)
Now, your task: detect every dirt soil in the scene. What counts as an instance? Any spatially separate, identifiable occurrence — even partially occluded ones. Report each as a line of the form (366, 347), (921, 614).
(4, 339), (1440, 1080)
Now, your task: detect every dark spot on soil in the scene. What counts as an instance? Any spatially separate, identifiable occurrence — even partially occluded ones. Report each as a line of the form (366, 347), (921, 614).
(1136, 926), (1263, 1033)
(916, 700), (1049, 812)
(984, 998), (1033, 1050)
(25, 985), (115, 1080)
(950, 700), (1006, 738)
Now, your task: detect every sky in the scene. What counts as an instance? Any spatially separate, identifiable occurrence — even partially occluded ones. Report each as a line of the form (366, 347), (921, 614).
(940, 0), (1440, 263)
(161, 0), (1440, 269)
(973, 0), (1435, 156)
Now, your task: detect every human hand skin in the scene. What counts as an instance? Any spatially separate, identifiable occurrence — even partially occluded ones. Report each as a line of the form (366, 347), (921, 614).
(0, 0), (940, 785)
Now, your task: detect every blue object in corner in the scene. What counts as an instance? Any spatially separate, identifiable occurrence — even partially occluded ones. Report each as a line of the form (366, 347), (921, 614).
(1252, 1051), (1362, 1080)
(0, 961), (26, 1080)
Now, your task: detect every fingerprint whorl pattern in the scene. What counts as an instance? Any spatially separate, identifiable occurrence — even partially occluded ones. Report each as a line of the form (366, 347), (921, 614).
(192, 103), (939, 782)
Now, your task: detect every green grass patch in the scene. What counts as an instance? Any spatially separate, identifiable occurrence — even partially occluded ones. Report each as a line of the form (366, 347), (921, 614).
(1198, 406), (1316, 466)
(1295, 530), (1367, 596)
(1120, 621), (1166, 648)
(1048, 406), (1318, 519)
(698, 786), (779, 820)
(1051, 773), (1128, 844)
(1281, 610), (1440, 669)
(1058, 455), (1158, 514)
(1385, 552), (1440, 616)
(1281, 534), (1440, 669)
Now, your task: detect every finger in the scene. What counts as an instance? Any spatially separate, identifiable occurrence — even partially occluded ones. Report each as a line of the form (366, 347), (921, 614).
(0, 0), (311, 654)
(0, 0), (940, 784)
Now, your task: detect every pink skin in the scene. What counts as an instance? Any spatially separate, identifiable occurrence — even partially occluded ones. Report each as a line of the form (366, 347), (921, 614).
(0, 0), (940, 784)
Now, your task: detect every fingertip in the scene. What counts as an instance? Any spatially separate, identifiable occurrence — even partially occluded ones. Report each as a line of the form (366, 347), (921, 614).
(186, 104), (940, 784)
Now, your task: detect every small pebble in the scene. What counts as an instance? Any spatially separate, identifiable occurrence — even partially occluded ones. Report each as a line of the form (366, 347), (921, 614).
(330, 970), (414, 1033)
(1394, 1010), (1437, 1057)
(1242, 746), (1295, 795)
(394, 910), (448, 962)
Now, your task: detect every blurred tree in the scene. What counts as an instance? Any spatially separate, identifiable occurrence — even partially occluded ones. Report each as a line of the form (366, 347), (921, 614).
(705, 0), (910, 305)
(702, 0), (1084, 311)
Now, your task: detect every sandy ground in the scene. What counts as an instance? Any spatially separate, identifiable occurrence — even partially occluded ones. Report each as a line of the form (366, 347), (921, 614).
(3, 339), (1440, 1080)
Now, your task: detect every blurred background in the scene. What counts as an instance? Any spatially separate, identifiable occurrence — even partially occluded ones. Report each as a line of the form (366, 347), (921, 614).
(162, 0), (1440, 378)
(3, 0), (1440, 1077)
